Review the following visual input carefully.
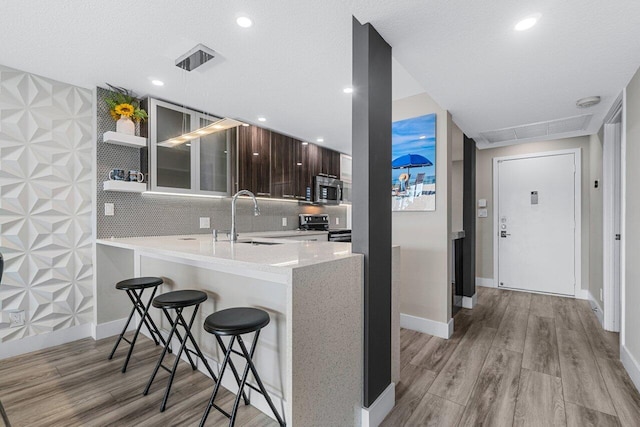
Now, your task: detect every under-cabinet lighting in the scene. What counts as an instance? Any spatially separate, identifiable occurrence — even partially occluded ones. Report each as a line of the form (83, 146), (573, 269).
(157, 117), (243, 148)
(143, 191), (226, 199)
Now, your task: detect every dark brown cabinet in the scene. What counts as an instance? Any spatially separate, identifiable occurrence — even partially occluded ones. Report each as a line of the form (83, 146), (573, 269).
(237, 125), (271, 196)
(237, 125), (341, 200)
(271, 133), (296, 199)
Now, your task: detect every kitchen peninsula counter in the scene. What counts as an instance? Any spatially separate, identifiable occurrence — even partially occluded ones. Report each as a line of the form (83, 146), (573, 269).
(96, 234), (363, 426)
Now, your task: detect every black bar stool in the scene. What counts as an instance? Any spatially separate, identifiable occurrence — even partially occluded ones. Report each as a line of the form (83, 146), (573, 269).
(200, 307), (285, 427)
(108, 277), (167, 373)
(144, 290), (219, 412)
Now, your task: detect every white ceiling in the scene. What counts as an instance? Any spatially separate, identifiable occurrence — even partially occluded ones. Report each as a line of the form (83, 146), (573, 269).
(1, 1), (640, 153)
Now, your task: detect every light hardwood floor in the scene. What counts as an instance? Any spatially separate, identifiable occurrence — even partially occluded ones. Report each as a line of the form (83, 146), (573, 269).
(383, 287), (640, 427)
(0, 333), (277, 427)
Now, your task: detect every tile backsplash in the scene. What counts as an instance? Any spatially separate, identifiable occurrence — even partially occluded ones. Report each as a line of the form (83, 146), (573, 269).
(96, 87), (346, 238)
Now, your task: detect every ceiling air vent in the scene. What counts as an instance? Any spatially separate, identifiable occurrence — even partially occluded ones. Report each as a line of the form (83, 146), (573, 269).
(175, 44), (217, 71)
(479, 114), (592, 145)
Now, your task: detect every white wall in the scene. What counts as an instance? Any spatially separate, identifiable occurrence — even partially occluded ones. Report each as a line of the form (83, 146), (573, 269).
(475, 136), (594, 296)
(0, 64), (94, 344)
(392, 93), (452, 326)
(623, 66), (640, 385)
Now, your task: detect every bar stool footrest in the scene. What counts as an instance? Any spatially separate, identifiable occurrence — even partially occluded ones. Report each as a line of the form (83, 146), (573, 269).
(212, 403), (232, 419)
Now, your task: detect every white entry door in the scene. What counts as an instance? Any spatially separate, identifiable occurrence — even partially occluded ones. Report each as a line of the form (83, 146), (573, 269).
(496, 152), (577, 296)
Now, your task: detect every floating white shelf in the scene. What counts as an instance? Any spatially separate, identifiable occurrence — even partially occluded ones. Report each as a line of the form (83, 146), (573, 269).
(103, 131), (147, 148)
(103, 180), (147, 193)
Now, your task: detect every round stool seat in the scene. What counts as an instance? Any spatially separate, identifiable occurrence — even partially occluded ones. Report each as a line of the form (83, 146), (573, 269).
(116, 276), (163, 290)
(204, 307), (270, 336)
(152, 290), (207, 309)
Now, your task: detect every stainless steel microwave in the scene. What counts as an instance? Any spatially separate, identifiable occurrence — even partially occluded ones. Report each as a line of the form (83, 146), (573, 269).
(314, 176), (343, 205)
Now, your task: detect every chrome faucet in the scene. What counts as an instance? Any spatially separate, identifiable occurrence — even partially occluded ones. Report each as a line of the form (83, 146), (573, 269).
(231, 190), (260, 242)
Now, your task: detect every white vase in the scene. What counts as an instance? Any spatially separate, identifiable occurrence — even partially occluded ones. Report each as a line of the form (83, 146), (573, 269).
(116, 116), (135, 135)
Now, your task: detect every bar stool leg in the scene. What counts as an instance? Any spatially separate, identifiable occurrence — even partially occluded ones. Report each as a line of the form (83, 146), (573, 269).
(163, 308), (198, 370)
(200, 336), (236, 427)
(143, 310), (180, 397)
(215, 335), (250, 405)
(128, 289), (166, 347)
(159, 307), (196, 411)
(120, 287), (159, 373)
(237, 333), (286, 427)
(175, 310), (219, 382)
(108, 293), (138, 361)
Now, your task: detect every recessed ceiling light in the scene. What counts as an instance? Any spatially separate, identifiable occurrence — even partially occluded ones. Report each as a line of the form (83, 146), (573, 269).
(343, 87), (354, 94)
(419, 135), (426, 139)
(151, 79), (164, 86)
(258, 117), (266, 122)
(514, 13), (541, 31)
(317, 138), (324, 143)
(237, 16), (253, 28)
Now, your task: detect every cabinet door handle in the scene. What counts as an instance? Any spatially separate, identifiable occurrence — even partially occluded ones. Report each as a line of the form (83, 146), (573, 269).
(256, 192), (271, 196)
(283, 194), (295, 198)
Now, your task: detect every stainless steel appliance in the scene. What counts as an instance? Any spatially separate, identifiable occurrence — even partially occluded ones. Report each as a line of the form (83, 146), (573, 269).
(299, 214), (329, 231)
(313, 176), (343, 205)
(298, 214), (352, 242)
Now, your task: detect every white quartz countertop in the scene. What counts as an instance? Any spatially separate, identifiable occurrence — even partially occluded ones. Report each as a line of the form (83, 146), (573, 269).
(96, 233), (357, 274)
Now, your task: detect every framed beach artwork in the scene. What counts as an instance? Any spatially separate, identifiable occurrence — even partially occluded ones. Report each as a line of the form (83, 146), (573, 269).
(391, 113), (436, 211)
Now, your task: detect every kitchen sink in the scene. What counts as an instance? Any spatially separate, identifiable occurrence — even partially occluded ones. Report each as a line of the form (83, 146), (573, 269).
(239, 241), (283, 246)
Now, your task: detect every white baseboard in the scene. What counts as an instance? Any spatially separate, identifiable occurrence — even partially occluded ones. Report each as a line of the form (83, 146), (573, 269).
(0, 323), (92, 360)
(361, 382), (395, 427)
(621, 345), (640, 393)
(587, 291), (604, 326)
(400, 313), (453, 339)
(91, 317), (135, 340)
(476, 277), (495, 288)
(574, 289), (590, 300)
(462, 293), (477, 309)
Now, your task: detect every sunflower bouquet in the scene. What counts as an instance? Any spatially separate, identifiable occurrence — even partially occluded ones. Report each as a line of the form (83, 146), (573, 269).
(105, 84), (148, 122)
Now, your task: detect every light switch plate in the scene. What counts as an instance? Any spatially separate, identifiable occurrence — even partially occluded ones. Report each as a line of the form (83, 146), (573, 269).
(478, 199), (487, 208)
(282, 217), (287, 227)
(104, 203), (114, 216)
(478, 208), (488, 218)
(199, 217), (210, 229)
(335, 217), (340, 225)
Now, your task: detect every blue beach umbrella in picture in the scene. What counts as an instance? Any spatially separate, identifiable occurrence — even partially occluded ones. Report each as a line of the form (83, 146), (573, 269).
(392, 153), (433, 173)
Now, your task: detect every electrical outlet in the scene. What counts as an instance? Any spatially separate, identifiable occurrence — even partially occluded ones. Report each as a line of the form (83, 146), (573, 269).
(199, 217), (211, 229)
(9, 310), (25, 327)
(104, 203), (114, 216)
(282, 217), (287, 227)
(335, 217), (340, 225)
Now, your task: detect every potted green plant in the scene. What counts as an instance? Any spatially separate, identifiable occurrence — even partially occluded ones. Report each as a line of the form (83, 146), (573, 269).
(105, 84), (148, 135)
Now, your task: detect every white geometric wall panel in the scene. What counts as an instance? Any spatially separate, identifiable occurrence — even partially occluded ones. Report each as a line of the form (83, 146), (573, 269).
(0, 64), (93, 343)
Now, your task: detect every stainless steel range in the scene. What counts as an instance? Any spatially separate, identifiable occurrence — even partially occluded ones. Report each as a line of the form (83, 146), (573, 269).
(298, 214), (351, 242)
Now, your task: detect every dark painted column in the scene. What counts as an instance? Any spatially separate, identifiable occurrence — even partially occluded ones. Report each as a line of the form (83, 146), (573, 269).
(352, 16), (392, 407)
(462, 135), (476, 298)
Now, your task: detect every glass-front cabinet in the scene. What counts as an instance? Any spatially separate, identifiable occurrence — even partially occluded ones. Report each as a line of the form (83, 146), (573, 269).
(149, 99), (230, 196)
